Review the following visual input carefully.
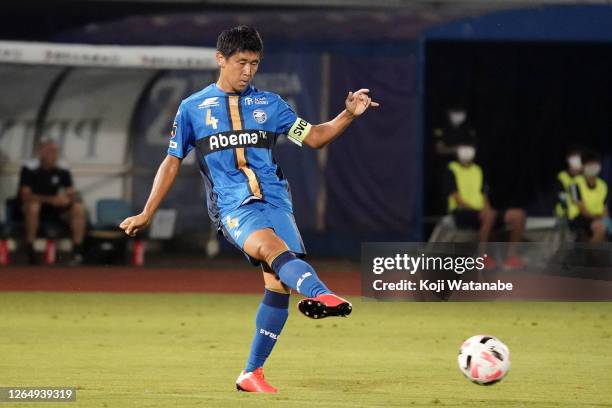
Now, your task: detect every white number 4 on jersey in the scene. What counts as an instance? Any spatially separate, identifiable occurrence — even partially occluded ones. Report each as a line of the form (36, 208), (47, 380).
(206, 109), (219, 129)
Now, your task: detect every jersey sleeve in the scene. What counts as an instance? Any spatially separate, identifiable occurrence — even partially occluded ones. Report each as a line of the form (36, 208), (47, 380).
(275, 97), (312, 147)
(61, 169), (73, 188)
(167, 101), (195, 159)
(18, 166), (33, 189)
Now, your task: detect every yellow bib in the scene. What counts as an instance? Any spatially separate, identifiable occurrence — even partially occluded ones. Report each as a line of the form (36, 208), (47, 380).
(448, 161), (485, 212)
(555, 170), (579, 219)
(572, 175), (608, 219)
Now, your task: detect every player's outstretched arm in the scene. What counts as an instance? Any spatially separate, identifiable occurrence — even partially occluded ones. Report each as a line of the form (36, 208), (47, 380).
(119, 155), (181, 237)
(303, 88), (379, 149)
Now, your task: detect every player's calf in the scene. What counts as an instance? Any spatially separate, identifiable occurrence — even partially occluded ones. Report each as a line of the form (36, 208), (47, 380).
(270, 251), (331, 298)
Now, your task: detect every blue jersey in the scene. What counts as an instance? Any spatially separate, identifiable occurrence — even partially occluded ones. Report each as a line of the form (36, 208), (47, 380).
(168, 83), (312, 227)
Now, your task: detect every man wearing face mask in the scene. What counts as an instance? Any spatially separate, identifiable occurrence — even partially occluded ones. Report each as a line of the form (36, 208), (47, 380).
(555, 148), (582, 219)
(445, 142), (526, 269)
(429, 106), (478, 215)
(569, 151), (609, 242)
(433, 106), (477, 156)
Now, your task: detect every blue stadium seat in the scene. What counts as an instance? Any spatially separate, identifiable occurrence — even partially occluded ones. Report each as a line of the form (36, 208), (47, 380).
(87, 198), (134, 265)
(95, 199), (132, 230)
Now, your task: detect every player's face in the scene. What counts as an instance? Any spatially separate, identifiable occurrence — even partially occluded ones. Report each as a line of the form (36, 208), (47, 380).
(39, 142), (59, 168)
(217, 50), (260, 93)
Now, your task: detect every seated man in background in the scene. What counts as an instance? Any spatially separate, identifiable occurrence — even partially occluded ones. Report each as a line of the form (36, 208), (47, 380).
(18, 139), (86, 264)
(446, 142), (526, 269)
(569, 151), (609, 242)
(433, 105), (477, 157)
(555, 147), (582, 219)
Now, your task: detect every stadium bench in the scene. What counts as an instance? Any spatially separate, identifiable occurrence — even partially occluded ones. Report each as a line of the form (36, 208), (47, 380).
(428, 214), (573, 245)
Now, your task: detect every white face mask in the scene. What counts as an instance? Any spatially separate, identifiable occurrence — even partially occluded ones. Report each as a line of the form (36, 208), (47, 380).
(449, 111), (466, 126)
(457, 146), (476, 163)
(583, 163), (601, 177)
(567, 155), (582, 171)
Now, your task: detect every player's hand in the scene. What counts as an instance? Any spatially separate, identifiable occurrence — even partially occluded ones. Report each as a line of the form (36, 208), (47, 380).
(49, 193), (71, 208)
(119, 213), (151, 237)
(345, 88), (379, 117)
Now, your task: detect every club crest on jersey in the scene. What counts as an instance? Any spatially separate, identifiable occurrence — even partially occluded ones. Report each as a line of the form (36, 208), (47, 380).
(253, 109), (267, 124)
(198, 97), (219, 109)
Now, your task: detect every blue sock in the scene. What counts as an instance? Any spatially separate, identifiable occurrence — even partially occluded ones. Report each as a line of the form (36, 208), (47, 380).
(245, 289), (289, 372)
(271, 252), (332, 298)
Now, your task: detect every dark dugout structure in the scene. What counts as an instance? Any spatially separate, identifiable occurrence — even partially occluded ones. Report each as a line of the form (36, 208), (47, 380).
(1, 4), (611, 258)
(424, 5), (612, 226)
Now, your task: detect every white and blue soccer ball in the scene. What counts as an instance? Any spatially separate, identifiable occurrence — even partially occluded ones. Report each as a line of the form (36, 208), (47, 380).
(458, 334), (511, 385)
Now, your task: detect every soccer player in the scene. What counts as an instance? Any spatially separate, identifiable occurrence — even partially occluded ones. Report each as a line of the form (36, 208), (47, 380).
(119, 26), (378, 393)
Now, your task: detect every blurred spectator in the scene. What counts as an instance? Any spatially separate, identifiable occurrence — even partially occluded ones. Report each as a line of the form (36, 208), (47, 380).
(428, 106), (478, 216)
(569, 150), (609, 242)
(18, 139), (86, 264)
(445, 142), (526, 269)
(555, 147), (582, 219)
(433, 106), (477, 157)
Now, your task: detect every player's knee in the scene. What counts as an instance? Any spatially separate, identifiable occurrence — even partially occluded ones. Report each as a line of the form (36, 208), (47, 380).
(481, 208), (496, 222)
(24, 201), (41, 218)
(255, 239), (286, 262)
(506, 209), (526, 226)
(591, 220), (605, 235)
(71, 202), (85, 217)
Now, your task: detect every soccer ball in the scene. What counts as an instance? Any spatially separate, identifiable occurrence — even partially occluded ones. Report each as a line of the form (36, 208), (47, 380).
(457, 334), (511, 385)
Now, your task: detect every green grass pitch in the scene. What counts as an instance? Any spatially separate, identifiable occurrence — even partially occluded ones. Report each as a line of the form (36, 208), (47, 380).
(1, 292), (611, 407)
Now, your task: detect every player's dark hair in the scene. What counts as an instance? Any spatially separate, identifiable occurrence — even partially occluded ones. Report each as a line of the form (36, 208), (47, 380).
(447, 104), (465, 112)
(564, 142), (583, 157)
(581, 149), (600, 164)
(216, 25), (263, 58)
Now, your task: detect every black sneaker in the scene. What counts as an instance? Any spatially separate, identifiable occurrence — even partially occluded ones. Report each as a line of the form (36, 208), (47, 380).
(26, 243), (39, 265)
(68, 252), (84, 266)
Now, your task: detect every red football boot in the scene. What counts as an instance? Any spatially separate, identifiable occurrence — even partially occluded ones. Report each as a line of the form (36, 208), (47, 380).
(482, 255), (497, 270)
(297, 293), (352, 319)
(236, 368), (278, 393)
(503, 255), (525, 270)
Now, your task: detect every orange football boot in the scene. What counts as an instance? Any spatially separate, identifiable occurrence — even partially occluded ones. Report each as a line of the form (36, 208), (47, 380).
(236, 368), (278, 393)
